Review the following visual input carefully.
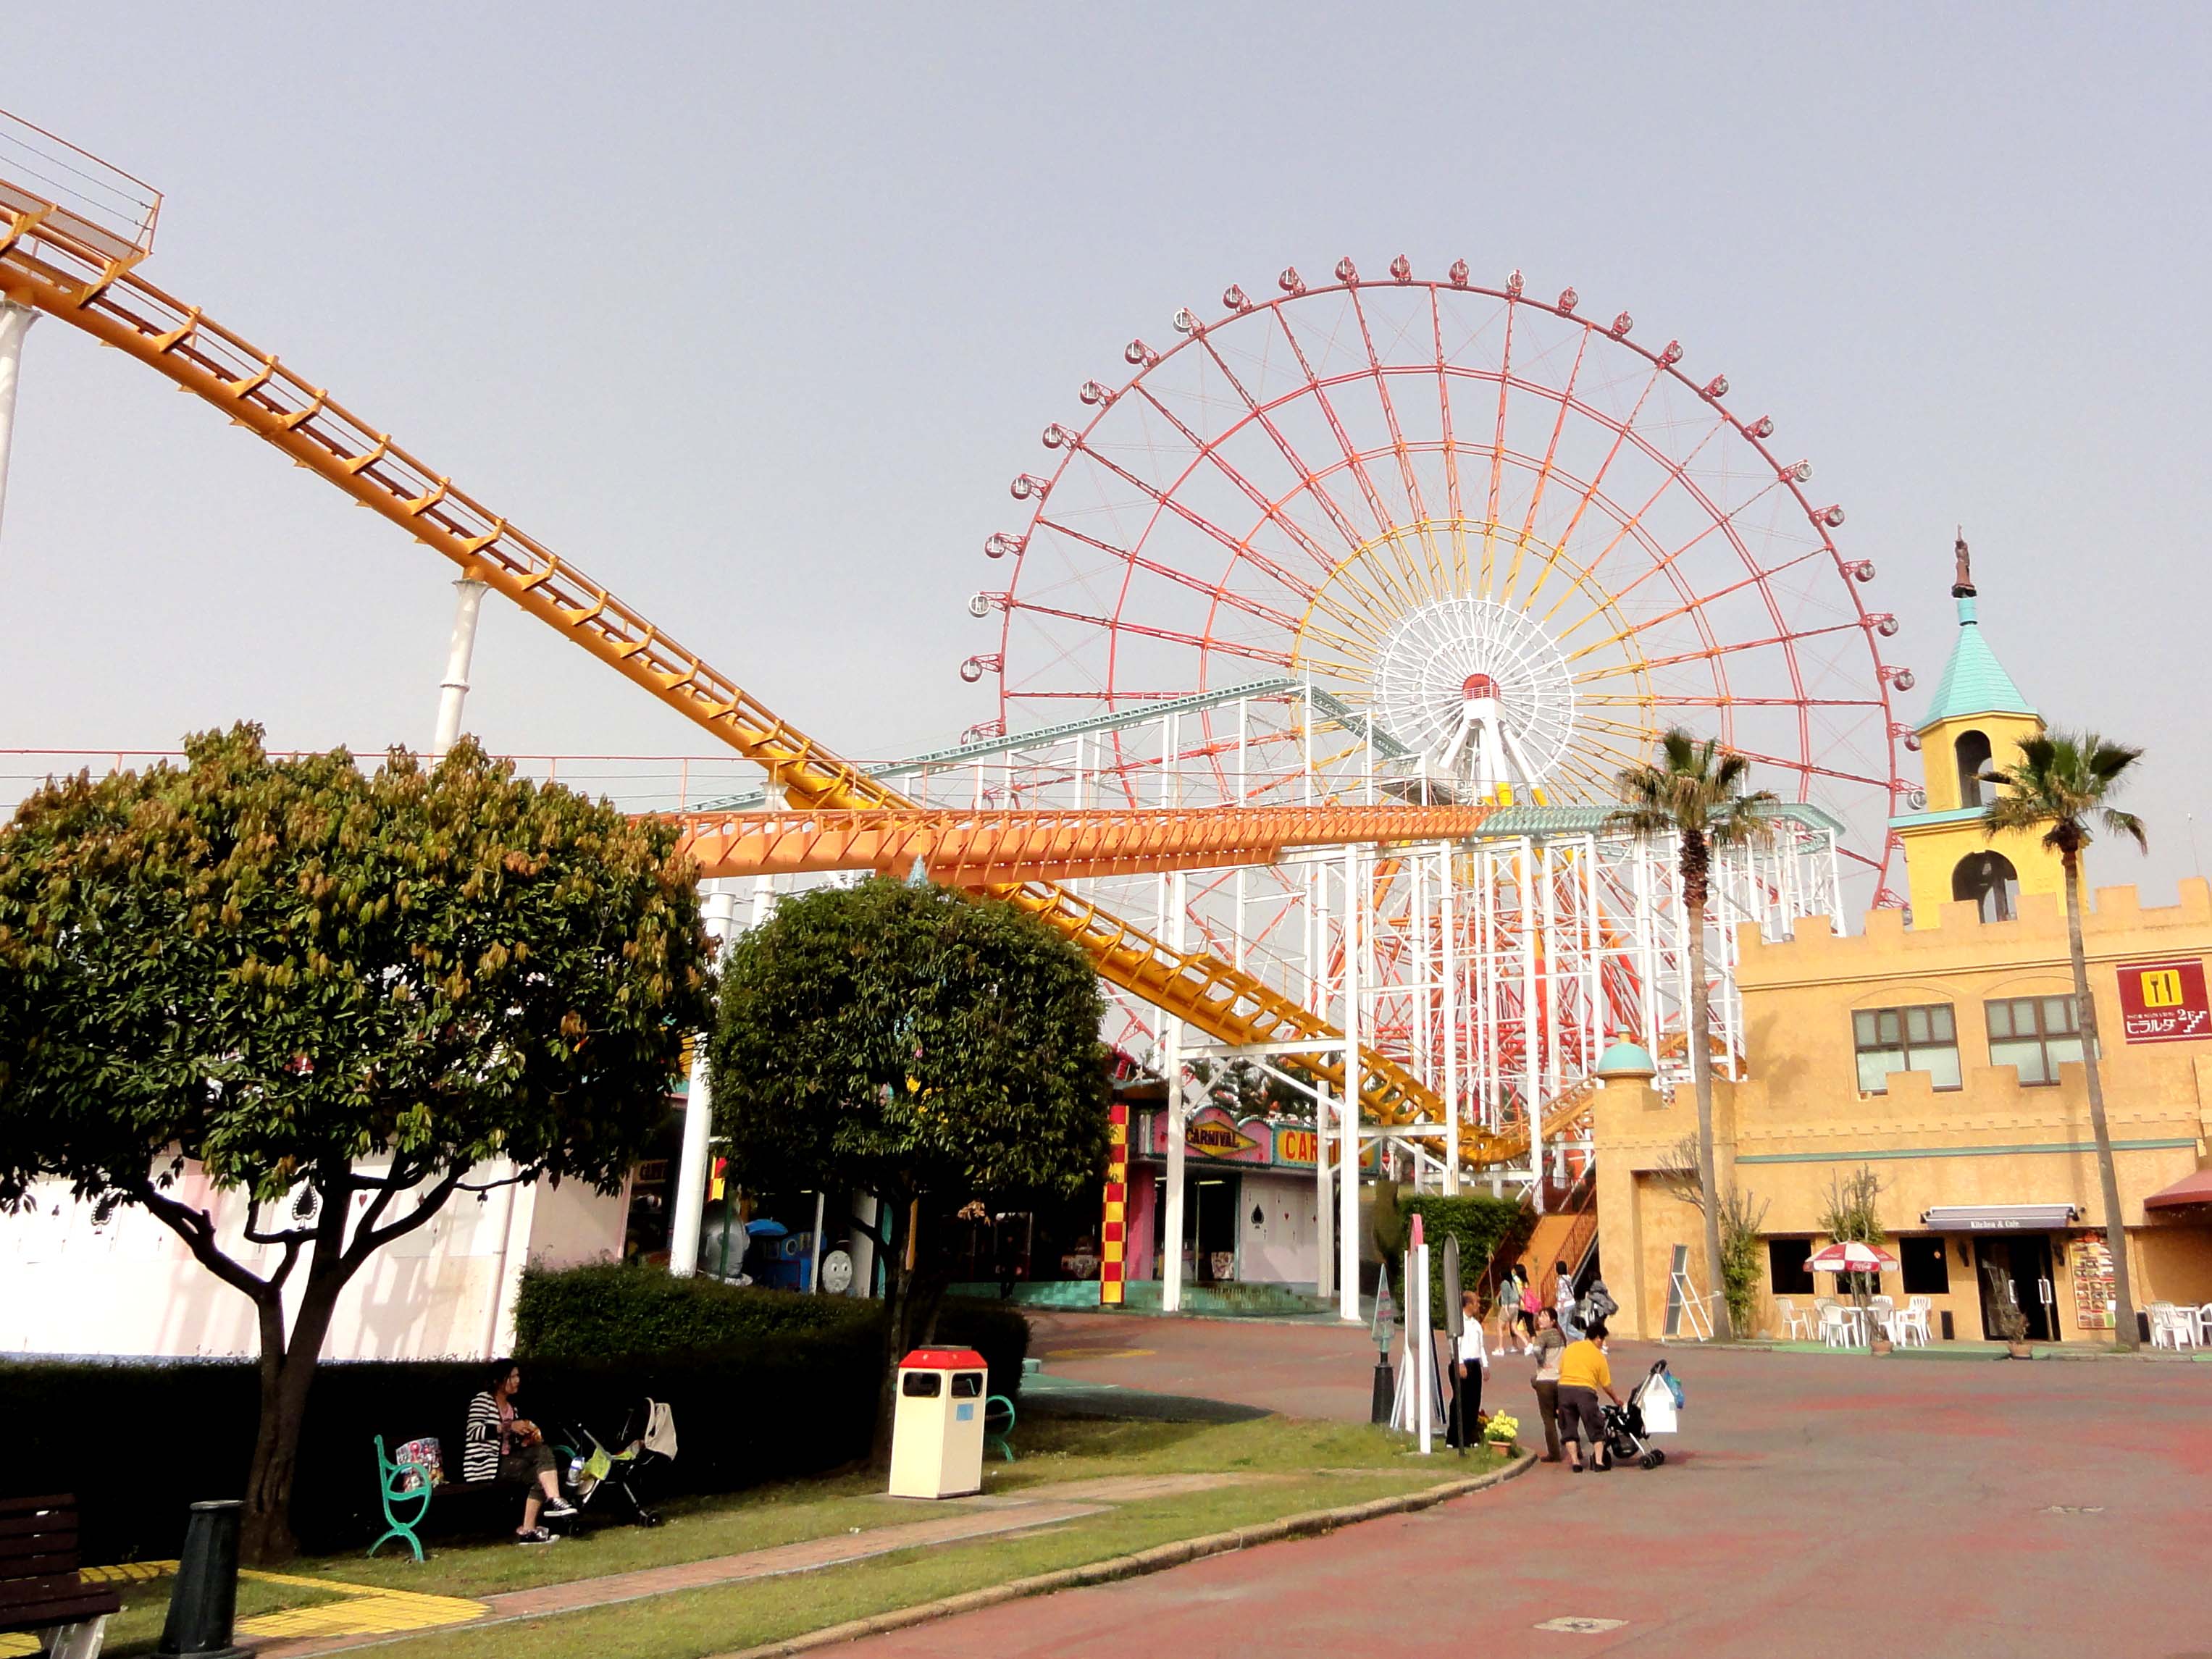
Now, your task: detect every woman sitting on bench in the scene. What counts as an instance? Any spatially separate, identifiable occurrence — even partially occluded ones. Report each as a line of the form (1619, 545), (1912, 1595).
(466, 1358), (575, 1545)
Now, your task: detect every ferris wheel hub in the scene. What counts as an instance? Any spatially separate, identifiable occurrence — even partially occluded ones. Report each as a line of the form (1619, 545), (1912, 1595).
(1371, 597), (1577, 797)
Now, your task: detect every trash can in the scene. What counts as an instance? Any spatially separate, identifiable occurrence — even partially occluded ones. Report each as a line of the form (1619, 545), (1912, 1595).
(889, 1347), (989, 1499)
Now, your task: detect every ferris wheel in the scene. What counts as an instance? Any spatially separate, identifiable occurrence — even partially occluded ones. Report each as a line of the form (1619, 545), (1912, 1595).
(968, 258), (1909, 904)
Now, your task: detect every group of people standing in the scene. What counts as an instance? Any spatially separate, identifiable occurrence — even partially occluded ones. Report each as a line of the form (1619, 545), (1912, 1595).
(1446, 1259), (1626, 1472)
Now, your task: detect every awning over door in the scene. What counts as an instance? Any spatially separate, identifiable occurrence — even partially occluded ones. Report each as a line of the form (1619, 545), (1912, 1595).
(2144, 1169), (2212, 1211)
(1919, 1204), (2079, 1232)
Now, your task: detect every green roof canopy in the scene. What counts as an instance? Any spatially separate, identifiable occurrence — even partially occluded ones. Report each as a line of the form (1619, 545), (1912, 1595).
(1921, 594), (2035, 728)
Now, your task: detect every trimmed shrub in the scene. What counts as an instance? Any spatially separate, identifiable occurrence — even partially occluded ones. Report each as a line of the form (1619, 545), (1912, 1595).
(1400, 1193), (1525, 1311)
(0, 1274), (1028, 1566)
(513, 1263), (875, 1359)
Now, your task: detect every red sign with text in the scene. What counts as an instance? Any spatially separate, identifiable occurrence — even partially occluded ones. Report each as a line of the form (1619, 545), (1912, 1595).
(2116, 958), (2211, 1043)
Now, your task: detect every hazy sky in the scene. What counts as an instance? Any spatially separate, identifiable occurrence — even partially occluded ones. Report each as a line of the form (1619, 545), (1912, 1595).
(4, 5), (2208, 901)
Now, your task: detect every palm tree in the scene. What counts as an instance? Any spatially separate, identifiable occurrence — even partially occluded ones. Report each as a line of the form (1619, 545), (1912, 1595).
(1606, 729), (1777, 1340)
(1982, 731), (2148, 1349)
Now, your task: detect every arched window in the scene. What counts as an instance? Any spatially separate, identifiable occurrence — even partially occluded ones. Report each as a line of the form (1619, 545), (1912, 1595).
(1955, 730), (1993, 808)
(1953, 850), (2019, 923)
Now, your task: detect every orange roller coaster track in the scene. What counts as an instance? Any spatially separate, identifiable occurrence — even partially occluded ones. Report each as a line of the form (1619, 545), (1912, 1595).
(675, 802), (1495, 883)
(0, 130), (1467, 1138)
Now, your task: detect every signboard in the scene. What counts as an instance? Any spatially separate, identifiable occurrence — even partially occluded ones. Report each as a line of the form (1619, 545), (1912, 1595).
(1186, 1115), (1260, 1159)
(2116, 958), (2211, 1044)
(1136, 1109), (1375, 1171)
(2068, 1235), (2114, 1332)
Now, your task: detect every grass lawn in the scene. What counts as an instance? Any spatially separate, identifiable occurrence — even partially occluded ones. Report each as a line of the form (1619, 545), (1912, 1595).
(74, 1414), (1509, 1659)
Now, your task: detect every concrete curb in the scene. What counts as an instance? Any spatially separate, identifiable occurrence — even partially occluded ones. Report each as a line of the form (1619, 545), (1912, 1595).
(711, 1450), (1534, 1659)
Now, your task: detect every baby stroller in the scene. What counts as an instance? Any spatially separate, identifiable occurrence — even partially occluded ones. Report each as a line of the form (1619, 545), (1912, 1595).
(1600, 1361), (1675, 1470)
(560, 1398), (677, 1527)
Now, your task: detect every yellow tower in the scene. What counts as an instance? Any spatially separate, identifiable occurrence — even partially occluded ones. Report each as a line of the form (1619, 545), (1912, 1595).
(1889, 544), (2065, 924)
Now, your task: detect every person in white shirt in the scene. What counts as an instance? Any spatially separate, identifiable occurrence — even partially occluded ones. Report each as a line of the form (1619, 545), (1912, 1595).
(1448, 1290), (1491, 1448)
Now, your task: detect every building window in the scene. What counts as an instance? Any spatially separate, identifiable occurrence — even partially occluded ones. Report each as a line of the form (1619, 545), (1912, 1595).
(1769, 1237), (1814, 1295)
(1853, 1004), (1961, 1092)
(1954, 730), (1993, 808)
(1899, 1235), (1950, 1295)
(1986, 995), (2090, 1085)
(1953, 850), (2019, 923)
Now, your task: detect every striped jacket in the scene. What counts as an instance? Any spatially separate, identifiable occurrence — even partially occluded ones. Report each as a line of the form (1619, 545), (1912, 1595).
(462, 1391), (504, 1482)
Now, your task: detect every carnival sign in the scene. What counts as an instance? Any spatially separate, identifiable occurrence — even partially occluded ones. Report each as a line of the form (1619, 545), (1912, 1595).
(2116, 958), (2211, 1043)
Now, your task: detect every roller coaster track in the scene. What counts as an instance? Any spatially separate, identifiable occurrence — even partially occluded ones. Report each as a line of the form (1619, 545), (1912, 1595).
(675, 802), (1493, 883)
(0, 162), (1475, 1138)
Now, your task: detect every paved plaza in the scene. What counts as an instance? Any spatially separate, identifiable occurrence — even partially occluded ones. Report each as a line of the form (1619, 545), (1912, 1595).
(845, 1313), (2212, 1659)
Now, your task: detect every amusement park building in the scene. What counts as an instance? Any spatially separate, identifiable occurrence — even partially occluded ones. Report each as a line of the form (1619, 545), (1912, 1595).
(1593, 582), (2212, 1344)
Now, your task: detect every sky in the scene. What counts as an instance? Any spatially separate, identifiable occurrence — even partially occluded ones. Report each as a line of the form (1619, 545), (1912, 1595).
(3, 4), (2209, 901)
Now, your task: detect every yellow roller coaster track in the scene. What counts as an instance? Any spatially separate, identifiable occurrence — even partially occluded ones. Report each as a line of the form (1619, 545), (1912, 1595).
(0, 165), (1492, 1142)
(675, 802), (1495, 882)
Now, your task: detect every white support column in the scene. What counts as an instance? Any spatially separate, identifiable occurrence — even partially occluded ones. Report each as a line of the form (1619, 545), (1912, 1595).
(1309, 856), (1333, 1302)
(1520, 839), (1543, 1211)
(1340, 844), (1362, 1322)
(1161, 870), (1189, 1314)
(670, 883), (740, 1277)
(1441, 849), (1460, 1195)
(0, 301), (36, 543)
(430, 577), (490, 757)
(1314, 1074), (1334, 1301)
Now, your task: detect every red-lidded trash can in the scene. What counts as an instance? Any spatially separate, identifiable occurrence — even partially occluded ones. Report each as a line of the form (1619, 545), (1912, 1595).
(889, 1347), (989, 1498)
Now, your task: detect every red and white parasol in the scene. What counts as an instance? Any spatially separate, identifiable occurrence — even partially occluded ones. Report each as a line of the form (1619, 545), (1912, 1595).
(1806, 1240), (1900, 1275)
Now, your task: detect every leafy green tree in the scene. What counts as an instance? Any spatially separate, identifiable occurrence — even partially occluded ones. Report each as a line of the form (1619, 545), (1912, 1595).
(1606, 728), (1777, 1341)
(1817, 1167), (1886, 1337)
(0, 727), (713, 1560)
(1982, 730), (2148, 1348)
(1658, 1136), (1769, 1337)
(709, 878), (1109, 1458)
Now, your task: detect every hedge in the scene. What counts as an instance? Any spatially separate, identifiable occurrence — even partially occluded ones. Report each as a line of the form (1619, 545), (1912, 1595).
(513, 1262), (878, 1358)
(1398, 1193), (1526, 1311)
(0, 1272), (1027, 1565)
(512, 1264), (1030, 1404)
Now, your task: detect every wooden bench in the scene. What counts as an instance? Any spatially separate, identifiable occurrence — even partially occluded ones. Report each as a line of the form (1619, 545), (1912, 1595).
(0, 1494), (123, 1658)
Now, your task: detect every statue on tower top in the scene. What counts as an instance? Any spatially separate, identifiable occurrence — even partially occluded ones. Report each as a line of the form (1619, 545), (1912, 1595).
(1951, 528), (1975, 598)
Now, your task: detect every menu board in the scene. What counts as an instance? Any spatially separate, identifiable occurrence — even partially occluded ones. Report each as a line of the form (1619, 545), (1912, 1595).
(2069, 1235), (2115, 1331)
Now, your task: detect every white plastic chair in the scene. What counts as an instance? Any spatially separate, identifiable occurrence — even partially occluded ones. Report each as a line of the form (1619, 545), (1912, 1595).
(2197, 1304), (2212, 1347)
(1880, 1295), (1928, 1346)
(1868, 1294), (1895, 1338)
(2148, 1303), (2192, 1350)
(1818, 1304), (1854, 1348)
(1777, 1298), (1815, 1340)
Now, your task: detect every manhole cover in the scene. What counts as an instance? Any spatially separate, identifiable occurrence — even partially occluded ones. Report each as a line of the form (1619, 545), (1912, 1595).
(1536, 1617), (1627, 1634)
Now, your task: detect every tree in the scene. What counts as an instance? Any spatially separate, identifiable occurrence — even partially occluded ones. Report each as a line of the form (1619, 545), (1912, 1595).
(1606, 728), (1777, 1341)
(1656, 1135), (1770, 1337)
(0, 727), (713, 1560)
(708, 877), (1109, 1461)
(1817, 1166), (1885, 1339)
(1982, 730), (2148, 1348)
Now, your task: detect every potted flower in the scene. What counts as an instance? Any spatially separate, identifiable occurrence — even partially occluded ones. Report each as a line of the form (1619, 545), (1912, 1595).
(1481, 1410), (1520, 1454)
(1980, 1260), (2032, 1359)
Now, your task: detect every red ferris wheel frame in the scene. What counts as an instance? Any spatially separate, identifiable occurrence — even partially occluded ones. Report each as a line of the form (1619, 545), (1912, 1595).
(968, 258), (1912, 903)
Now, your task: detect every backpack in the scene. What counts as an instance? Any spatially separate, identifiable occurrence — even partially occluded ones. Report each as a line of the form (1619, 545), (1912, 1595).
(1663, 1370), (1685, 1409)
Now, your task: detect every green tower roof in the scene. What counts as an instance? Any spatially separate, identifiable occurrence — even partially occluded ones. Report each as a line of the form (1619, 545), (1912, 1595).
(1921, 592), (2035, 728)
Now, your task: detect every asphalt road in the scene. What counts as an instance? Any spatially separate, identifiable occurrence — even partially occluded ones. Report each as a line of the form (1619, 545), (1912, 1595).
(842, 1312), (2212, 1659)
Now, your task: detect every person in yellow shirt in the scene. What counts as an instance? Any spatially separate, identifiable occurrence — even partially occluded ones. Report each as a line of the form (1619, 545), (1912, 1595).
(1554, 1319), (1625, 1472)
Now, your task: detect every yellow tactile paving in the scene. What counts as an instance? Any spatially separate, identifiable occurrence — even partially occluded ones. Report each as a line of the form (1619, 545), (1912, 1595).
(0, 1561), (483, 1655)
(234, 1569), (485, 1640)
